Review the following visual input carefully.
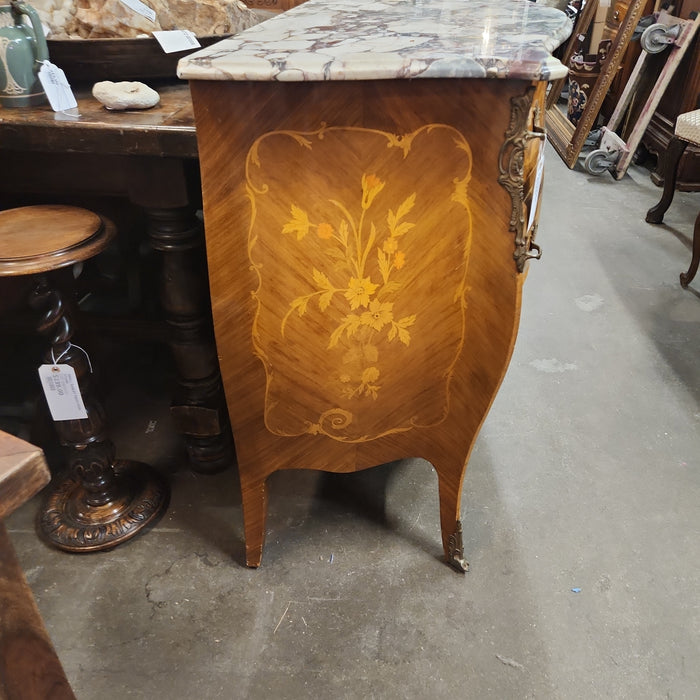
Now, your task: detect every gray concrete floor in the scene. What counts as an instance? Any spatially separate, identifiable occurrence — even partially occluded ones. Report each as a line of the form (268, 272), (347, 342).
(7, 145), (700, 699)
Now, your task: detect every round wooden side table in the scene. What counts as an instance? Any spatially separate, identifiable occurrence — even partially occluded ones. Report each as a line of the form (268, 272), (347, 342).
(0, 205), (169, 551)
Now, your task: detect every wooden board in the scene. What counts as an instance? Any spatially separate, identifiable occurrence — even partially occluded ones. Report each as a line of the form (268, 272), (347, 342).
(611, 13), (700, 179)
(642, 0), (700, 191)
(0, 431), (50, 521)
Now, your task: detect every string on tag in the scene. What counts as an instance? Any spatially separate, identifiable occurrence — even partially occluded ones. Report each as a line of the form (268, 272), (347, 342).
(51, 342), (93, 373)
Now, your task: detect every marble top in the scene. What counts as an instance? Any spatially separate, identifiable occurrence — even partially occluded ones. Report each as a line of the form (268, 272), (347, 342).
(177, 0), (571, 83)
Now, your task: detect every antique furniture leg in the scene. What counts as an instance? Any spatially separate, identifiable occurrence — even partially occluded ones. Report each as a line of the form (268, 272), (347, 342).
(646, 136), (687, 223)
(436, 466), (469, 573)
(645, 110), (700, 285)
(145, 206), (232, 472)
(241, 475), (268, 567)
(127, 159), (233, 474)
(30, 276), (169, 552)
(0, 431), (75, 699)
(680, 210), (700, 287)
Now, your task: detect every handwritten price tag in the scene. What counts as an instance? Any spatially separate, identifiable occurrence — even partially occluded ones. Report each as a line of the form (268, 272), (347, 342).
(528, 145), (545, 233)
(38, 61), (77, 112)
(38, 364), (88, 421)
(153, 30), (200, 54)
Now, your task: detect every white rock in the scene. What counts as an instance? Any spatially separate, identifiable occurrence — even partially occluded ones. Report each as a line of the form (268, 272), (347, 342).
(92, 81), (160, 110)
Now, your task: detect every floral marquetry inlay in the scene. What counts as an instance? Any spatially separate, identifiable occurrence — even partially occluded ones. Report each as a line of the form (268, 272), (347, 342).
(245, 125), (473, 442)
(280, 171), (419, 401)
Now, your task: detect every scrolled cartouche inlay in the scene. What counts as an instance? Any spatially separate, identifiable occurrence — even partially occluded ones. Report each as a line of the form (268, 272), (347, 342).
(244, 124), (474, 442)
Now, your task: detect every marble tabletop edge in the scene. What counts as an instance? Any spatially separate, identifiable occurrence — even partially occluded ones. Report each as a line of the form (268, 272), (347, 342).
(178, 0), (572, 83)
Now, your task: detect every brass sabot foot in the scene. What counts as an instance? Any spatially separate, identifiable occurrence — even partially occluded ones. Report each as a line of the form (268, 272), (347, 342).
(447, 520), (469, 573)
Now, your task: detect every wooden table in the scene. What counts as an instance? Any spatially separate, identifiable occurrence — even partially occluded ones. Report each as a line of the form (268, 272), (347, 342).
(179, 0), (571, 568)
(0, 84), (231, 473)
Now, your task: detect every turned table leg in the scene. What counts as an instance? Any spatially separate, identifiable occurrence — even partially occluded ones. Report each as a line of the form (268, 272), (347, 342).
(127, 158), (233, 474)
(30, 276), (169, 552)
(144, 206), (232, 473)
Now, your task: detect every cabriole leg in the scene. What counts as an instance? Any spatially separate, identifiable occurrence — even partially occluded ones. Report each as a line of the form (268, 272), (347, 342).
(680, 209), (700, 288)
(436, 467), (469, 573)
(646, 137), (687, 224)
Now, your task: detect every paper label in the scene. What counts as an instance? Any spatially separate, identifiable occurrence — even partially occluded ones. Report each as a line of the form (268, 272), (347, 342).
(38, 61), (78, 112)
(153, 30), (200, 54)
(38, 364), (88, 421)
(528, 145), (545, 233)
(119, 0), (157, 23)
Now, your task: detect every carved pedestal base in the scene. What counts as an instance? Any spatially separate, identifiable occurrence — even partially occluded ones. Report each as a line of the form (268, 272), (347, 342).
(38, 460), (169, 552)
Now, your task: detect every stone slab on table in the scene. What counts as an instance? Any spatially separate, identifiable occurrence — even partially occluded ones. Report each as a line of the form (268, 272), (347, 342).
(177, 0), (571, 82)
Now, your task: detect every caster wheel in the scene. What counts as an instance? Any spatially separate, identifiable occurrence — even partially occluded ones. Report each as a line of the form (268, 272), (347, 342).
(584, 149), (614, 176)
(640, 23), (677, 53)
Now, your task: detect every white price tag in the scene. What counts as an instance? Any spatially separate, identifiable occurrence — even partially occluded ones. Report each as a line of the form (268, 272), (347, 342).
(38, 61), (77, 112)
(119, 0), (157, 23)
(153, 30), (200, 54)
(528, 145), (546, 232)
(38, 364), (88, 421)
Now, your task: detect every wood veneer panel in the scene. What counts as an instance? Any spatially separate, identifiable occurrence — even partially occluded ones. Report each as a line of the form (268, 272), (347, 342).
(192, 78), (543, 567)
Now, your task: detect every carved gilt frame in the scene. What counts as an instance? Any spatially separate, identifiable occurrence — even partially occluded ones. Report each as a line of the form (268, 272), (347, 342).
(545, 0), (647, 168)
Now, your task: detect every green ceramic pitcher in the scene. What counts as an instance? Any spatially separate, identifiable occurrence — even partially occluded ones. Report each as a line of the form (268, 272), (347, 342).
(0, 0), (48, 107)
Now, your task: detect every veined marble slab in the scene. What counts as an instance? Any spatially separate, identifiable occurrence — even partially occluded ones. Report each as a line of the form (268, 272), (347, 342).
(178, 0), (571, 83)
